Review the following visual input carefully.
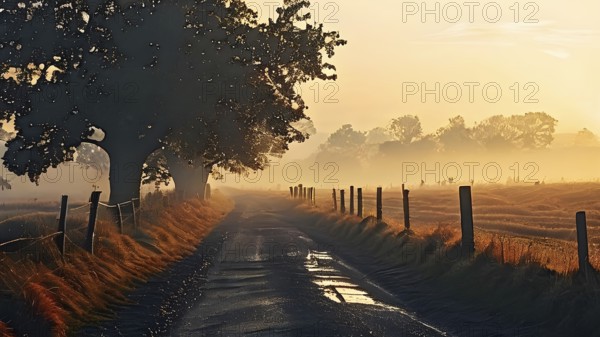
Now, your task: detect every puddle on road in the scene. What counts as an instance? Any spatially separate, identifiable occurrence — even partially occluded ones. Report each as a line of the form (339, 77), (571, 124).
(306, 266), (337, 273)
(313, 279), (360, 288)
(305, 250), (389, 306)
(305, 250), (449, 336)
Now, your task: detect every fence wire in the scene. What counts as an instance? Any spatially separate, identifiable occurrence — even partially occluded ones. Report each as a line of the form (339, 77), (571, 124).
(0, 196), (141, 255)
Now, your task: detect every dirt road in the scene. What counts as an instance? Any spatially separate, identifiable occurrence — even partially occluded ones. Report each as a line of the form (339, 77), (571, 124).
(170, 193), (446, 336)
(81, 191), (448, 336)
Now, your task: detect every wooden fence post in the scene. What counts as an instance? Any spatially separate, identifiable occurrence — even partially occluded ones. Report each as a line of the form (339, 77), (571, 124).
(349, 186), (354, 215)
(131, 199), (137, 229)
(357, 188), (363, 218)
(403, 189), (410, 230)
(376, 187), (382, 221)
(205, 183), (211, 200)
(289, 186), (293, 198)
(332, 188), (337, 211)
(299, 184), (303, 199)
(303, 187), (307, 200)
(459, 186), (475, 256)
(340, 189), (346, 213)
(294, 186), (298, 198)
(55, 195), (68, 256)
(85, 191), (102, 254)
(576, 211), (590, 275)
(313, 188), (316, 205)
(116, 203), (123, 234)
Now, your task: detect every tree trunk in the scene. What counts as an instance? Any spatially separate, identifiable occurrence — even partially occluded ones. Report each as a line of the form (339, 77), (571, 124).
(167, 154), (210, 200)
(107, 149), (146, 204)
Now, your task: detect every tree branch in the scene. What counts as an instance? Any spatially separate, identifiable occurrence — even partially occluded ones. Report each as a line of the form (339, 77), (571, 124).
(204, 159), (221, 169)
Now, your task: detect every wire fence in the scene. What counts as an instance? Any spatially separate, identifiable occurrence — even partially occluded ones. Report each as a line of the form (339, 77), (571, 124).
(289, 184), (597, 275)
(0, 184), (214, 260)
(0, 191), (141, 257)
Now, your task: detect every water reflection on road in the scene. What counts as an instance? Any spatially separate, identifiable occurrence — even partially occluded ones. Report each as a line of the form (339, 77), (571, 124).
(305, 250), (448, 336)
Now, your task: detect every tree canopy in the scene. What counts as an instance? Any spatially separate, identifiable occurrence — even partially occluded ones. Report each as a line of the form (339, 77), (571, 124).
(435, 115), (476, 152)
(510, 112), (557, 149)
(365, 127), (393, 145)
(389, 115), (422, 144)
(0, 0), (345, 202)
(473, 112), (557, 150)
(320, 124), (366, 151)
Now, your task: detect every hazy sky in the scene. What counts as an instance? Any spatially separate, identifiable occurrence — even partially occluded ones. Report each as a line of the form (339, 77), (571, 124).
(287, 0), (600, 137)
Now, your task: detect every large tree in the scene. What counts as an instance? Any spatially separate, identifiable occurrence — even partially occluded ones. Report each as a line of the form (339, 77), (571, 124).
(509, 112), (557, 149)
(388, 115), (422, 144)
(322, 124), (366, 150)
(472, 115), (520, 151)
(472, 112), (558, 151)
(144, 119), (316, 199)
(436, 115), (477, 153)
(1, 0), (345, 203)
(315, 124), (367, 168)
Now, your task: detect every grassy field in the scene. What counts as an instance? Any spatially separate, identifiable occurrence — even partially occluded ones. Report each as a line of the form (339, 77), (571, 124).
(294, 199), (600, 336)
(311, 183), (600, 274)
(0, 192), (233, 336)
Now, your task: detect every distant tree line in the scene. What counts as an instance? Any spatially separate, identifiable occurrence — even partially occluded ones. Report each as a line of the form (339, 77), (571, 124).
(316, 112), (598, 163)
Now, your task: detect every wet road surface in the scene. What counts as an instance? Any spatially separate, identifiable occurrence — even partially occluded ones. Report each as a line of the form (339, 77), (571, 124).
(170, 193), (447, 337)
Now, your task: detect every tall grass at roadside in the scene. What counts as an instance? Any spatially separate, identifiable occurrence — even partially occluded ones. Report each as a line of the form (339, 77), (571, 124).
(0, 321), (15, 337)
(0, 192), (233, 336)
(380, 213), (588, 275)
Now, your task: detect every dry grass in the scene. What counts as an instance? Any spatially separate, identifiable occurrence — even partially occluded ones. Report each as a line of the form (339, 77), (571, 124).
(22, 282), (68, 336)
(474, 232), (583, 274)
(386, 218), (582, 274)
(0, 321), (15, 337)
(0, 192), (233, 336)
